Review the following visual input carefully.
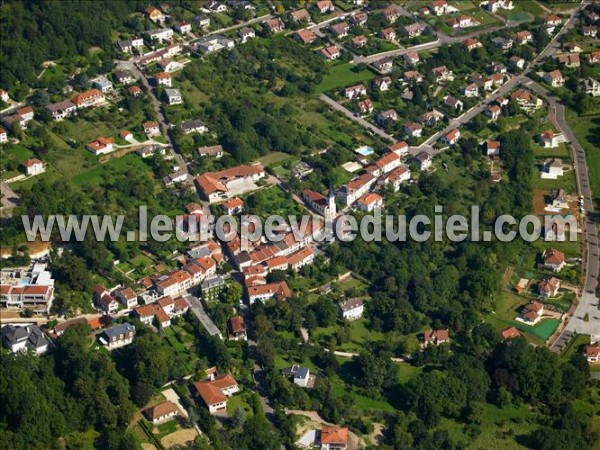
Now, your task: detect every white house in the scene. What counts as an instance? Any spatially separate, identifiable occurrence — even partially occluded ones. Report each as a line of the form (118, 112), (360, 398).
(23, 158), (44, 176)
(339, 298), (364, 320)
(165, 88), (183, 105)
(541, 158), (564, 179)
(282, 365), (311, 387)
(145, 401), (179, 425)
(194, 373), (239, 414)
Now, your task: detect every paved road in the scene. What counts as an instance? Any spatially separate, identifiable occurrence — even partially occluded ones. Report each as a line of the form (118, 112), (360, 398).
(319, 93), (397, 143)
(118, 60), (189, 177)
(524, 79), (600, 337)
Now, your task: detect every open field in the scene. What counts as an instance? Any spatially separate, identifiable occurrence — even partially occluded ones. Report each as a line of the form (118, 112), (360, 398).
(316, 63), (376, 93)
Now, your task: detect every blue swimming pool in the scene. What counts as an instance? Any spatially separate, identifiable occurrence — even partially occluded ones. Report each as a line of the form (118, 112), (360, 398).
(355, 145), (374, 156)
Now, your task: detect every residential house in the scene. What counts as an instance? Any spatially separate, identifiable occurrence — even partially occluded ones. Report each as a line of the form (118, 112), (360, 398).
(352, 35), (368, 47)
(72, 89), (105, 108)
(539, 130), (563, 148)
(542, 157), (564, 179)
(373, 76), (392, 91)
(357, 98), (374, 115)
(320, 427), (349, 450)
(114, 70), (135, 85)
(357, 192), (383, 212)
(422, 329), (450, 347)
(444, 95), (463, 111)
(403, 51), (420, 65)
(414, 151), (432, 171)
(486, 104), (501, 120)
(492, 37), (513, 50)
(538, 277), (560, 298)
(402, 122), (422, 138)
(287, 247), (315, 271)
(519, 301), (544, 324)
(207, 1), (227, 13)
(1, 325), (49, 355)
(515, 30), (532, 45)
(464, 38), (483, 51)
(383, 5), (401, 23)
(46, 100), (77, 121)
(147, 28), (174, 44)
(583, 78), (600, 97)
(142, 121), (160, 136)
(144, 401), (179, 425)
(430, 0), (458, 15)
(86, 137), (114, 155)
(483, 0), (514, 12)
(330, 22), (350, 38)
(228, 316), (247, 341)
(442, 128), (461, 145)
(419, 110), (443, 127)
(282, 365), (311, 387)
(264, 17), (285, 33)
(193, 14), (211, 28)
(337, 172), (376, 206)
(181, 119), (207, 134)
(448, 15), (479, 29)
(542, 248), (566, 272)
(21, 158), (43, 177)
(584, 342), (600, 364)
(588, 50), (600, 64)
(380, 27), (396, 41)
(145, 6), (165, 23)
(165, 88), (183, 105)
(501, 326), (521, 340)
(158, 58), (179, 73)
(563, 42), (582, 53)
(247, 281), (292, 305)
(582, 26), (597, 37)
(0, 127), (7, 144)
(296, 29), (318, 45)
(290, 8), (311, 22)
(222, 197), (244, 215)
(556, 53), (580, 68)
(195, 163), (265, 203)
(404, 23), (424, 38)
(485, 140), (501, 156)
(320, 46), (341, 60)
(194, 372), (239, 414)
(545, 15), (562, 34)
(510, 55), (525, 70)
(100, 323), (135, 349)
(463, 83), (479, 97)
(372, 57), (393, 74)
(377, 109), (398, 125)
(194, 35), (235, 54)
(351, 11), (368, 26)
(198, 145), (224, 158)
(403, 70), (423, 83)
(345, 84), (367, 99)
(0, 89), (9, 102)
(339, 298), (364, 321)
(155, 71), (172, 87)
(432, 65), (450, 82)
(315, 0), (335, 14)
(114, 287), (137, 309)
(238, 27), (255, 43)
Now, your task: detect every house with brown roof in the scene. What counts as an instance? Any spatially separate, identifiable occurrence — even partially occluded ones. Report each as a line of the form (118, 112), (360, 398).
(330, 22), (349, 38)
(538, 277), (560, 298)
(290, 8), (311, 22)
(319, 426), (349, 450)
(422, 329), (450, 347)
(194, 372), (240, 414)
(295, 29), (317, 45)
(228, 316), (247, 341)
(544, 70), (564, 87)
(339, 298), (364, 321)
(144, 401), (179, 424)
(501, 326), (521, 340)
(542, 248), (566, 272)
(518, 301), (544, 325)
(464, 38), (483, 51)
(320, 46), (340, 60)
(264, 17), (285, 33)
(247, 281), (292, 305)
(72, 89), (105, 108)
(195, 163), (265, 203)
(315, 0), (334, 14)
(584, 342), (600, 364)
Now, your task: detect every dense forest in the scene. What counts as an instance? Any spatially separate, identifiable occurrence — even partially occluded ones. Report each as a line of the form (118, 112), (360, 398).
(0, 1), (149, 94)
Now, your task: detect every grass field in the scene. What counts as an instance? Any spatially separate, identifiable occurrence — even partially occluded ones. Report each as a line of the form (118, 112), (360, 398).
(316, 63), (376, 93)
(521, 318), (560, 341)
(530, 167), (577, 193)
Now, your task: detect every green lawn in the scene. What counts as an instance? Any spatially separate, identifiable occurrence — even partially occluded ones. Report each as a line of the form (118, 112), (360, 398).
(530, 167), (577, 193)
(316, 63), (376, 93)
(226, 393), (254, 418)
(560, 333), (590, 361)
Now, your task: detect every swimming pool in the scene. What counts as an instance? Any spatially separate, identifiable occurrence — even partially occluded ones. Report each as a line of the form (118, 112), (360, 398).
(355, 145), (374, 156)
